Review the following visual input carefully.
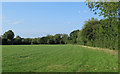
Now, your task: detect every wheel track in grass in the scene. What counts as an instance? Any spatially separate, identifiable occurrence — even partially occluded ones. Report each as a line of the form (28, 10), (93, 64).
(74, 48), (89, 72)
(19, 46), (93, 72)
(40, 46), (74, 71)
(45, 46), (80, 72)
(35, 46), (79, 72)
(56, 46), (88, 72)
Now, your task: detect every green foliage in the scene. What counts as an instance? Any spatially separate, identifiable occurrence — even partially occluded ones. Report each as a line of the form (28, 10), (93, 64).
(68, 30), (79, 44)
(61, 34), (68, 44)
(2, 30), (14, 40)
(22, 38), (32, 45)
(77, 17), (118, 50)
(13, 36), (22, 45)
(0, 36), (1, 45)
(79, 1), (119, 50)
(40, 37), (48, 44)
(86, 2), (119, 18)
(2, 30), (14, 45)
(54, 34), (62, 44)
(31, 38), (39, 44)
(46, 35), (55, 44)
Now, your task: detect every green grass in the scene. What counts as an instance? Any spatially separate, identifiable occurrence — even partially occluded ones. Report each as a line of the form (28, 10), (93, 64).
(2, 45), (118, 72)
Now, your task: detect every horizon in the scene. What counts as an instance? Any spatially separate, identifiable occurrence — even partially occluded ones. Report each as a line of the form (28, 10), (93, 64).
(2, 2), (103, 38)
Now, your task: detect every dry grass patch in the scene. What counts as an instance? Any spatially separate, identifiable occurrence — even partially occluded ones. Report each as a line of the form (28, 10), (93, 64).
(78, 45), (118, 56)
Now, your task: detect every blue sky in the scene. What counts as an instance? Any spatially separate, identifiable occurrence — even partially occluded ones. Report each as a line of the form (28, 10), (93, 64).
(2, 2), (103, 38)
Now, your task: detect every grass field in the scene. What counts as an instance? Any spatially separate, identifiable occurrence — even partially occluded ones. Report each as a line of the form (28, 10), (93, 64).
(2, 45), (118, 72)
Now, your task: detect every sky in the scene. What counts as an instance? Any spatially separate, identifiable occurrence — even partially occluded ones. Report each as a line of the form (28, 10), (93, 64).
(2, 2), (103, 38)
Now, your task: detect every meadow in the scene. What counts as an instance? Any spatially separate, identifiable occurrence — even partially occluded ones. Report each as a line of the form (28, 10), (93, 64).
(2, 45), (118, 72)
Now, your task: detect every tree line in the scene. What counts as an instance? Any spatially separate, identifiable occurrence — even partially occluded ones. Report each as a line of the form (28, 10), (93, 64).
(0, 16), (118, 50)
(0, 29), (79, 45)
(0, 2), (119, 50)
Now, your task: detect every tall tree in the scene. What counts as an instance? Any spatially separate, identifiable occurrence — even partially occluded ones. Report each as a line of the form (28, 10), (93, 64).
(2, 30), (15, 45)
(69, 30), (79, 44)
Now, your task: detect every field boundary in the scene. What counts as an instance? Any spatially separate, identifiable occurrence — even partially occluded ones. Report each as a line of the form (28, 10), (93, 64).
(76, 45), (118, 56)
